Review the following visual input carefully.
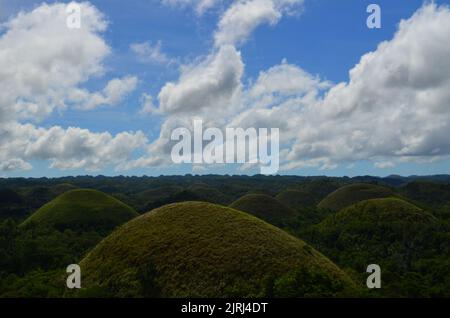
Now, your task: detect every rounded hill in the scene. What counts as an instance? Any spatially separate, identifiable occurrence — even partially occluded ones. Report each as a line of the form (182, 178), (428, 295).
(317, 183), (396, 211)
(313, 198), (437, 278)
(21, 189), (138, 232)
(276, 189), (316, 209)
(318, 198), (434, 230)
(79, 202), (354, 298)
(0, 188), (24, 206)
(229, 194), (294, 222)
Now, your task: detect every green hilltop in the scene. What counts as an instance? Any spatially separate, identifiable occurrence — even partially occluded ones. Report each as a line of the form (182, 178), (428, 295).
(311, 197), (438, 296)
(276, 189), (317, 209)
(79, 201), (355, 298)
(21, 189), (138, 233)
(317, 183), (396, 211)
(229, 194), (294, 223)
(317, 198), (434, 229)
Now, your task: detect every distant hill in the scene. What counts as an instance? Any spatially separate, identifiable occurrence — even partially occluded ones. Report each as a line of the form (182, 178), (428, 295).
(137, 186), (184, 202)
(317, 198), (434, 230)
(21, 189), (138, 233)
(311, 197), (438, 295)
(0, 188), (24, 206)
(18, 183), (78, 210)
(276, 189), (317, 209)
(0, 188), (29, 220)
(188, 183), (233, 205)
(230, 194), (294, 223)
(50, 183), (78, 195)
(317, 183), (396, 211)
(79, 202), (355, 297)
(400, 181), (450, 207)
(296, 179), (343, 202)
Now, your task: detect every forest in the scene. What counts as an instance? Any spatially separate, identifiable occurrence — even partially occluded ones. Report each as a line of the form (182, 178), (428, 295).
(1, 174), (450, 297)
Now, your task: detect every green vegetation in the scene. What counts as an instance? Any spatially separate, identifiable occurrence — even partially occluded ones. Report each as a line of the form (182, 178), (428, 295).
(400, 181), (450, 207)
(0, 188), (28, 220)
(21, 189), (138, 233)
(0, 219), (102, 297)
(317, 183), (396, 211)
(79, 202), (355, 298)
(1, 175), (450, 298)
(230, 194), (294, 225)
(308, 198), (444, 296)
(276, 189), (317, 209)
(188, 183), (233, 205)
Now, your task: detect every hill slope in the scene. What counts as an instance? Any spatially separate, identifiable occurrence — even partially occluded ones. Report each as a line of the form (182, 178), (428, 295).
(79, 202), (354, 298)
(276, 189), (316, 209)
(317, 198), (434, 230)
(229, 194), (294, 223)
(400, 181), (450, 207)
(311, 198), (437, 295)
(21, 189), (138, 232)
(317, 183), (396, 211)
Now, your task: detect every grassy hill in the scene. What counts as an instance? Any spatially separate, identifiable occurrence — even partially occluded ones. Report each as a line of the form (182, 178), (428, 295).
(400, 181), (450, 207)
(229, 194), (294, 223)
(297, 179), (343, 202)
(310, 198), (438, 296)
(188, 184), (233, 205)
(21, 189), (138, 233)
(276, 189), (317, 209)
(50, 183), (78, 195)
(317, 183), (396, 211)
(317, 198), (434, 230)
(0, 188), (29, 220)
(0, 188), (24, 206)
(79, 202), (355, 298)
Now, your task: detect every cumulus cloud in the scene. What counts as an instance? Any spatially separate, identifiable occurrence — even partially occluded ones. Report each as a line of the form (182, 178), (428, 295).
(250, 60), (331, 97)
(0, 159), (32, 172)
(0, 2), (112, 121)
(140, 3), (450, 173)
(0, 3), (146, 172)
(286, 3), (450, 169)
(215, 0), (304, 46)
(158, 45), (244, 116)
(374, 161), (395, 169)
(139, 93), (161, 115)
(5, 2), (450, 175)
(130, 41), (174, 65)
(71, 76), (138, 110)
(161, 0), (220, 15)
(0, 123), (147, 171)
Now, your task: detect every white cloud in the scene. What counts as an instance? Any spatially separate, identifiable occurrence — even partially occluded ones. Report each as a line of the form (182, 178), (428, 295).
(374, 161), (395, 169)
(5, 2), (450, 175)
(0, 159), (32, 172)
(162, 0), (221, 15)
(158, 45), (244, 116)
(130, 41), (174, 65)
(0, 3), (146, 172)
(71, 76), (138, 110)
(250, 59), (331, 98)
(139, 93), (161, 115)
(143, 3), (450, 172)
(286, 3), (450, 169)
(215, 0), (304, 46)
(0, 122), (148, 171)
(0, 2), (111, 121)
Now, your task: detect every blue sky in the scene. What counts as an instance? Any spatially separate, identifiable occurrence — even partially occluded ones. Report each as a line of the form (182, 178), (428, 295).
(1, 0), (450, 177)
